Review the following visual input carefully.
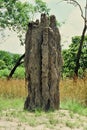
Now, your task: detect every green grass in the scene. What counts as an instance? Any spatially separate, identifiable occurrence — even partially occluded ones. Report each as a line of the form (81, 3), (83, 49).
(0, 97), (87, 129)
(0, 97), (87, 116)
(0, 97), (24, 111)
(61, 100), (87, 116)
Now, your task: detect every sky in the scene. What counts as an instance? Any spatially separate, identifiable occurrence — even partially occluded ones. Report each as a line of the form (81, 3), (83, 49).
(0, 0), (86, 54)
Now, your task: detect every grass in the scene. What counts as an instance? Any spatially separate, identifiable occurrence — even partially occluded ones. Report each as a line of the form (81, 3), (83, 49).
(65, 120), (80, 129)
(0, 97), (24, 111)
(0, 97), (87, 129)
(0, 97), (87, 117)
(0, 78), (87, 129)
(61, 100), (87, 116)
(0, 78), (87, 104)
(0, 79), (27, 98)
(0, 78), (87, 115)
(60, 78), (87, 106)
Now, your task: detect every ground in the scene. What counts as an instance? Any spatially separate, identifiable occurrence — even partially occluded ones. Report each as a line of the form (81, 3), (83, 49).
(0, 109), (87, 130)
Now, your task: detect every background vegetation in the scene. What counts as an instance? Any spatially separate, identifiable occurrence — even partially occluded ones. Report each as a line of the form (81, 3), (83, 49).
(0, 50), (25, 78)
(62, 36), (87, 78)
(0, 36), (87, 106)
(0, 36), (87, 79)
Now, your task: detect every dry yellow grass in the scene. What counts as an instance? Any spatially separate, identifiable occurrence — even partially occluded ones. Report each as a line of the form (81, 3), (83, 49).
(0, 78), (87, 105)
(60, 78), (87, 105)
(0, 78), (27, 98)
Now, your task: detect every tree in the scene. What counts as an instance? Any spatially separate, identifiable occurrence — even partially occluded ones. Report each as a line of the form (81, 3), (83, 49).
(62, 36), (87, 78)
(61, 0), (87, 77)
(0, 0), (50, 44)
(0, 0), (50, 78)
(34, 0), (50, 14)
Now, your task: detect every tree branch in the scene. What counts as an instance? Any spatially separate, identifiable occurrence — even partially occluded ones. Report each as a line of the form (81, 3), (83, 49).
(61, 0), (85, 20)
(7, 53), (25, 79)
(74, 24), (87, 77)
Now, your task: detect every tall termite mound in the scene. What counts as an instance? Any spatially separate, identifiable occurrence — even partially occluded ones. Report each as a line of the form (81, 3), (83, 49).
(24, 14), (62, 111)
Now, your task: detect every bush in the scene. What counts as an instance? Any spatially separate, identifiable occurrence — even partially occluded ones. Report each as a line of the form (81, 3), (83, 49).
(13, 67), (25, 79)
(0, 50), (13, 67)
(62, 36), (87, 78)
(0, 60), (6, 70)
(0, 69), (10, 78)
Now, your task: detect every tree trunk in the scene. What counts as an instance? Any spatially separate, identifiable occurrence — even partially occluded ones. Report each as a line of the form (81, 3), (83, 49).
(74, 24), (86, 77)
(24, 14), (62, 111)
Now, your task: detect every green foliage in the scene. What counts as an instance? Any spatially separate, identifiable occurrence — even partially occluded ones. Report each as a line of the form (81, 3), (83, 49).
(62, 36), (87, 78)
(0, 50), (19, 69)
(0, 69), (10, 78)
(12, 54), (20, 65)
(34, 0), (50, 14)
(0, 50), (24, 78)
(0, 0), (50, 44)
(0, 51), (12, 67)
(0, 1), (34, 29)
(0, 60), (6, 69)
(13, 67), (25, 79)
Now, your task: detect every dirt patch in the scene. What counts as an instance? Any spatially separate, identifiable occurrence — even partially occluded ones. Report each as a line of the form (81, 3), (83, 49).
(0, 109), (87, 130)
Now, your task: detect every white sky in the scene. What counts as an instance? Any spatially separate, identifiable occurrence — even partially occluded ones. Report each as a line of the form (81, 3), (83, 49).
(0, 0), (86, 53)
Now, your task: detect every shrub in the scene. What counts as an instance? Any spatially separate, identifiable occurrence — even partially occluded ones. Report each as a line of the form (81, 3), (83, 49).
(0, 60), (6, 70)
(0, 69), (10, 78)
(13, 67), (25, 79)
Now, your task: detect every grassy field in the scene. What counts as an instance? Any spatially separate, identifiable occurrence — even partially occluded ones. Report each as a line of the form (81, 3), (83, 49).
(0, 78), (87, 114)
(0, 78), (87, 105)
(0, 79), (27, 98)
(60, 78), (87, 106)
(0, 78), (87, 130)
